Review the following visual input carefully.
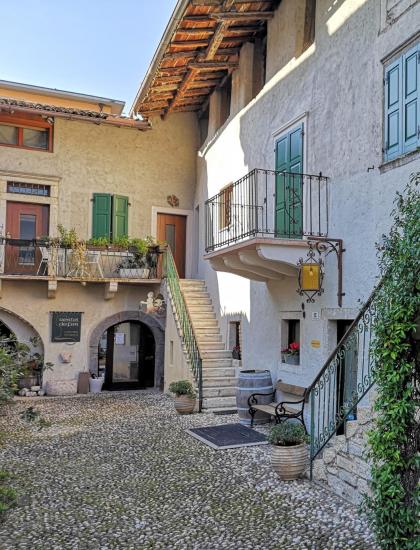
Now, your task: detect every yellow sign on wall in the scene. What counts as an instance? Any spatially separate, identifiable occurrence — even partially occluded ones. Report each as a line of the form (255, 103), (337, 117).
(311, 339), (321, 348)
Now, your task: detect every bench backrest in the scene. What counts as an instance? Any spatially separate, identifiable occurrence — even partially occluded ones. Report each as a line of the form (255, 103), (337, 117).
(276, 381), (307, 399)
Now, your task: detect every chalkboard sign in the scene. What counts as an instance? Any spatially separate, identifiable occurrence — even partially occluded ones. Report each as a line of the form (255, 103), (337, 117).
(51, 312), (82, 342)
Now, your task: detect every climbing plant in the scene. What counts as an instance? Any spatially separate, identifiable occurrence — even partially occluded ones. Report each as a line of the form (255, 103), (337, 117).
(366, 172), (420, 549)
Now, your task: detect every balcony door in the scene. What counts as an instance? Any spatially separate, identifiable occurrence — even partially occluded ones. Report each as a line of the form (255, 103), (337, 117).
(5, 201), (49, 275)
(157, 213), (186, 278)
(275, 124), (304, 238)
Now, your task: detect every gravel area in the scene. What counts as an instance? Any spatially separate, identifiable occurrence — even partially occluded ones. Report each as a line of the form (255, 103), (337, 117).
(0, 391), (376, 549)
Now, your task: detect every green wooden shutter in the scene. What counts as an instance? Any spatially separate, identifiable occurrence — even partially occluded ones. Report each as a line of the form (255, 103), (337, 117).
(402, 44), (419, 154)
(384, 56), (403, 160)
(112, 195), (129, 240)
(275, 124), (304, 238)
(92, 193), (111, 238)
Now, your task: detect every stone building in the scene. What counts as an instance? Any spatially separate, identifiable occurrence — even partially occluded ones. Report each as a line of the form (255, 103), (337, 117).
(0, 0), (419, 502)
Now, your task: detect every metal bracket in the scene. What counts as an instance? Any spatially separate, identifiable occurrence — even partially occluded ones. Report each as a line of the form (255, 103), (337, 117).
(307, 237), (345, 307)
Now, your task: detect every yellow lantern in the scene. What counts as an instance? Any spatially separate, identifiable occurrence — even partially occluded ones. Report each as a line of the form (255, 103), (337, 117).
(297, 247), (324, 303)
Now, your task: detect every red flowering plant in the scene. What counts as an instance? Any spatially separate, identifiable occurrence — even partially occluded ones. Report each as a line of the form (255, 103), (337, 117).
(281, 342), (300, 356)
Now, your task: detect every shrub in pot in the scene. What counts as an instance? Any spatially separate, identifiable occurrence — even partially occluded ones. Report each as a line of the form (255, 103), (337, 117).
(268, 422), (309, 480)
(169, 380), (196, 414)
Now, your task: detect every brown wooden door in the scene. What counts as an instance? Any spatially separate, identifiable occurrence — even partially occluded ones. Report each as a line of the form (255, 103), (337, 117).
(157, 213), (186, 278)
(5, 202), (49, 274)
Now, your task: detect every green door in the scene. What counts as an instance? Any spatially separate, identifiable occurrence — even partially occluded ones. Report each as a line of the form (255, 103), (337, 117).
(275, 124), (304, 237)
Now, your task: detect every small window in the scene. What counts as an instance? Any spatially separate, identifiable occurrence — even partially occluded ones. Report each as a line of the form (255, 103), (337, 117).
(7, 182), (50, 197)
(218, 184), (233, 230)
(0, 115), (52, 152)
(287, 320), (300, 346)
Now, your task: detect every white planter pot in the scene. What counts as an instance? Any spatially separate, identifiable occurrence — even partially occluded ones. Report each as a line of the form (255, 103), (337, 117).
(282, 354), (300, 366)
(119, 268), (150, 279)
(89, 377), (104, 394)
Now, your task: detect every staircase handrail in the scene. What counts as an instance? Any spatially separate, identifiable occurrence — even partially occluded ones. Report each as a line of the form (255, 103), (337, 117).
(163, 246), (203, 412)
(308, 280), (383, 478)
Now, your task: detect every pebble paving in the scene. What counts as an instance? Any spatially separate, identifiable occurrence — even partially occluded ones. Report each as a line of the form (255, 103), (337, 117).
(0, 391), (377, 549)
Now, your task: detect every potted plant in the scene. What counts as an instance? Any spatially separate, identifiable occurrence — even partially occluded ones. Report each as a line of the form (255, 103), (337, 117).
(17, 337), (53, 389)
(268, 422), (309, 480)
(281, 342), (300, 365)
(169, 380), (196, 414)
(89, 373), (104, 394)
(115, 237), (151, 278)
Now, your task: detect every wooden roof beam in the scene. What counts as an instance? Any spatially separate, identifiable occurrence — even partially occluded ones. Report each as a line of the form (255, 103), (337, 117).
(210, 11), (274, 21)
(204, 21), (230, 60)
(189, 61), (239, 71)
(163, 67), (199, 117)
(171, 40), (209, 48)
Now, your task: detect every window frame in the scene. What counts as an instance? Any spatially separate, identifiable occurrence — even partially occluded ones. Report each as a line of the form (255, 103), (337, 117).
(218, 183), (233, 231)
(383, 41), (420, 162)
(0, 113), (53, 153)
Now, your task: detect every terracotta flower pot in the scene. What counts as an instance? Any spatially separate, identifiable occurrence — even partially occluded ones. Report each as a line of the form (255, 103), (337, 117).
(271, 443), (308, 480)
(174, 395), (195, 414)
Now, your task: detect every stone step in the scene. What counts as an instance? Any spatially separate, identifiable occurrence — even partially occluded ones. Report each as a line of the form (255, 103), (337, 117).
(196, 334), (223, 343)
(185, 298), (212, 305)
(194, 327), (220, 334)
(187, 305), (215, 313)
(189, 312), (216, 319)
(180, 279), (205, 286)
(211, 407), (238, 415)
(199, 343), (226, 351)
(202, 376), (237, 387)
(202, 395), (237, 409)
(202, 386), (236, 398)
(202, 366), (236, 378)
(193, 320), (219, 328)
(201, 350), (232, 360)
(202, 358), (234, 369)
(182, 288), (209, 295)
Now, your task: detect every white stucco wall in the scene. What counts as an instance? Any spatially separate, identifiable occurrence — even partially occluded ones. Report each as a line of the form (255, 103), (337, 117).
(194, 0), (420, 388)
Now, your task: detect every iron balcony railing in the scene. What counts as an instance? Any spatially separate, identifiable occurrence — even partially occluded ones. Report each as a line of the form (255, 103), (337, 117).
(308, 282), (382, 478)
(205, 169), (329, 253)
(163, 247), (203, 411)
(0, 238), (162, 280)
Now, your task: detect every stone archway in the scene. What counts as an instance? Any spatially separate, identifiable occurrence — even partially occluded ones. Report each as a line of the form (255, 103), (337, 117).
(89, 311), (165, 389)
(0, 307), (44, 353)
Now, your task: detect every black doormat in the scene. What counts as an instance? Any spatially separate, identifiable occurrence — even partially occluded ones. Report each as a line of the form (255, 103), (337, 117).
(186, 423), (268, 450)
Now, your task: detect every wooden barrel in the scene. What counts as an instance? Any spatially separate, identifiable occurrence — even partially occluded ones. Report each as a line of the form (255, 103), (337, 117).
(236, 370), (273, 426)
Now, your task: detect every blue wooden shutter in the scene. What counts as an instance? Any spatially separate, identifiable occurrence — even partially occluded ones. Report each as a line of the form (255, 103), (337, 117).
(384, 57), (403, 161)
(112, 195), (129, 240)
(92, 193), (111, 238)
(402, 44), (419, 154)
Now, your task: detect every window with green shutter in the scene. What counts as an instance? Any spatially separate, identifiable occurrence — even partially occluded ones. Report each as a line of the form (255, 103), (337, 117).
(384, 43), (420, 161)
(92, 193), (129, 240)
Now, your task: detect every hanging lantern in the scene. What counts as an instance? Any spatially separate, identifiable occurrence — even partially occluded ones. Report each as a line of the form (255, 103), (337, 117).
(297, 244), (324, 302)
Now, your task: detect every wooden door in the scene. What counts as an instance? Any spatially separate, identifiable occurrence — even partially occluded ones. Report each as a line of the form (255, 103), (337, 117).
(5, 202), (49, 275)
(157, 213), (186, 278)
(275, 124), (304, 238)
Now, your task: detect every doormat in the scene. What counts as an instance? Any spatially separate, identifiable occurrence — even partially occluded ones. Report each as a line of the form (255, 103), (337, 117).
(186, 423), (268, 450)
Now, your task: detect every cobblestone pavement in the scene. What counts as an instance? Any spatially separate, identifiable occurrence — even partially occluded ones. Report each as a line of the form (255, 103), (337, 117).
(0, 391), (377, 549)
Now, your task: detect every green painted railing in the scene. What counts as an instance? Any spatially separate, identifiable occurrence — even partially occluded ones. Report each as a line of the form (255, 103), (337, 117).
(308, 282), (382, 478)
(164, 247), (203, 411)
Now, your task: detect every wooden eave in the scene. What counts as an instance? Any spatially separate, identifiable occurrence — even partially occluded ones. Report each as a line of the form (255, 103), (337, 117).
(135, 0), (279, 117)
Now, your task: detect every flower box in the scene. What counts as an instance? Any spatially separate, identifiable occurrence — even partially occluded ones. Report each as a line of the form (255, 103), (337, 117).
(282, 354), (300, 366)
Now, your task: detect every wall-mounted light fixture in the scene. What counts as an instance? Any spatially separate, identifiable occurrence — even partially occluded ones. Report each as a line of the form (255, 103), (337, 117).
(297, 238), (345, 307)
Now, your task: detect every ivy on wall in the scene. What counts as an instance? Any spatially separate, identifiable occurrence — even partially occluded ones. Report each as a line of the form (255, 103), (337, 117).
(366, 173), (420, 549)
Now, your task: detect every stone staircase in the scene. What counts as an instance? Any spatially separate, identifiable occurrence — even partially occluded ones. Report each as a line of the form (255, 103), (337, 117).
(179, 279), (236, 412)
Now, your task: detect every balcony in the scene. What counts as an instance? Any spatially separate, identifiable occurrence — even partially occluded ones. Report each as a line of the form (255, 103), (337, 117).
(204, 169), (329, 281)
(0, 239), (163, 291)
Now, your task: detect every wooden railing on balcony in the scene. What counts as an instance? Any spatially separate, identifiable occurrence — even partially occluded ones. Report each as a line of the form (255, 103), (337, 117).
(0, 238), (162, 280)
(205, 169), (329, 253)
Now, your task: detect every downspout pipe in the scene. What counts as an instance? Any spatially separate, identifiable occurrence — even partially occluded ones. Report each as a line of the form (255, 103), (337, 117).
(129, 0), (190, 116)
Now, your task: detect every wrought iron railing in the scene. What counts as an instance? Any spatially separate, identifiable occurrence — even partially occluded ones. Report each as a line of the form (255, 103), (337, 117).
(308, 282), (382, 478)
(163, 247), (203, 411)
(0, 238), (162, 280)
(205, 169), (329, 252)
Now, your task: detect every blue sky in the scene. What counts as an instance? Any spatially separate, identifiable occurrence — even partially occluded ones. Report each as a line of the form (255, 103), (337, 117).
(1, 0), (177, 113)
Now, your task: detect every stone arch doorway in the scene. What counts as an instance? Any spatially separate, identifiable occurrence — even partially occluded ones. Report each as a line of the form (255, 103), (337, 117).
(89, 311), (165, 390)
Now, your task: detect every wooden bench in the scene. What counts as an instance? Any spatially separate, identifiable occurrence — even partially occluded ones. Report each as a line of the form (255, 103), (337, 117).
(248, 380), (308, 430)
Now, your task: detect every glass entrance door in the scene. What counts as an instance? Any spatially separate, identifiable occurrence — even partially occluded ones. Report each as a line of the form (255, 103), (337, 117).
(100, 321), (155, 390)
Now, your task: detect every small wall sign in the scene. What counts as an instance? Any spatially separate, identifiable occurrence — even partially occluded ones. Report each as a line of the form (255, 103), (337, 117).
(115, 332), (125, 345)
(311, 339), (321, 348)
(51, 312), (82, 342)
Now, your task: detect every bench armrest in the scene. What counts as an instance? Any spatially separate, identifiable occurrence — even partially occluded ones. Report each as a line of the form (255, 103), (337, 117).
(248, 390), (276, 407)
(275, 398), (305, 415)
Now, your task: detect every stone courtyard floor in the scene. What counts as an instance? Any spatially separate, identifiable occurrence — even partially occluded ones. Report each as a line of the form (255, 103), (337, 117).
(0, 391), (376, 549)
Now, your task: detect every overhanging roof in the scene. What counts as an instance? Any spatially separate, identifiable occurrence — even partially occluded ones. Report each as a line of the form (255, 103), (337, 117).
(131, 0), (279, 118)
